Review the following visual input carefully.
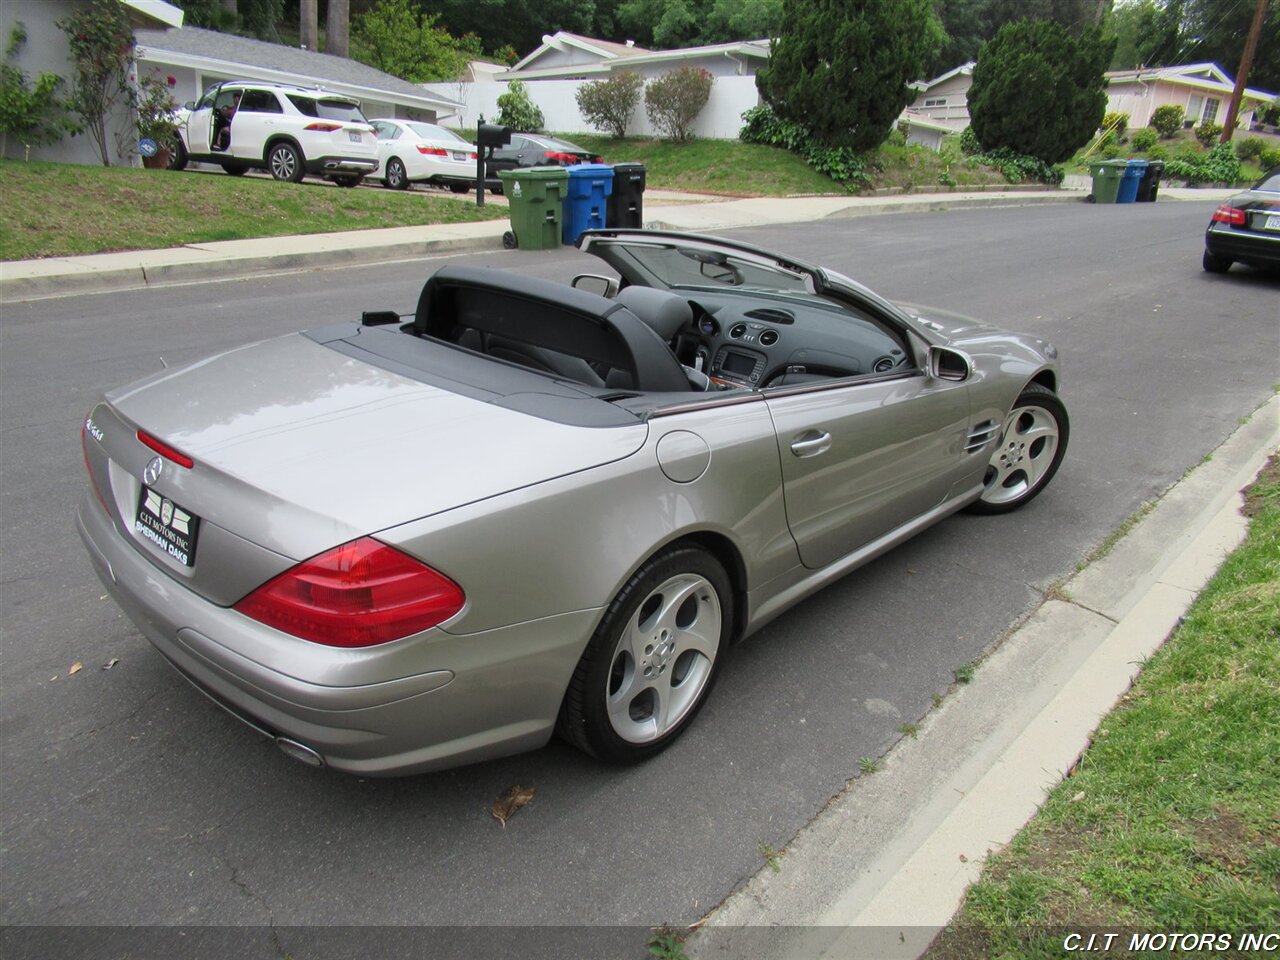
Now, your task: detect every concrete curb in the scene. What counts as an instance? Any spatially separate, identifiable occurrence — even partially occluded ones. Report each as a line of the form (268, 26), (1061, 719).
(686, 394), (1280, 960)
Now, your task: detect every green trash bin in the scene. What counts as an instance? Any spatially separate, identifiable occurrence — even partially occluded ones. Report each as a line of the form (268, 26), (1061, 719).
(498, 167), (569, 250)
(1088, 159), (1127, 204)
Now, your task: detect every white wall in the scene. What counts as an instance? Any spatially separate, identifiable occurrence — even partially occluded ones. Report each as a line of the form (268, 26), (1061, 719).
(424, 75), (761, 139)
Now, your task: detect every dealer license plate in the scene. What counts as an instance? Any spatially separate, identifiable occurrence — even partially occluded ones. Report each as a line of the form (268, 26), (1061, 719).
(135, 485), (200, 567)
(348, 130), (362, 143)
(1264, 214), (1280, 232)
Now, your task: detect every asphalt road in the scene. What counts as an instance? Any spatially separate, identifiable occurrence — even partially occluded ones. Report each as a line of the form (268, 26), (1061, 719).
(2, 202), (1277, 954)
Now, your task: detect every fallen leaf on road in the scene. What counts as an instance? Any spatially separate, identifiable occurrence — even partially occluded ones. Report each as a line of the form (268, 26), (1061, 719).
(491, 785), (535, 827)
(68, 662), (83, 675)
(49, 676), (58, 683)
(103, 658), (120, 670)
(958, 853), (968, 862)
(1071, 791), (1086, 803)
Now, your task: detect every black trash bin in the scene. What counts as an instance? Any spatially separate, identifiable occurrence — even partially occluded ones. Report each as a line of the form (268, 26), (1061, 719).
(607, 162), (646, 228)
(1136, 160), (1164, 202)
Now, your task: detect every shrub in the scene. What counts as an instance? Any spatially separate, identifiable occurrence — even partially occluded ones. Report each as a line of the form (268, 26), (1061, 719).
(1194, 121), (1223, 147)
(1130, 127), (1158, 152)
(574, 70), (642, 139)
(1150, 105), (1184, 138)
(959, 125), (980, 155)
(1259, 147), (1280, 170)
(886, 124), (907, 147)
(495, 80), (543, 132)
(1099, 142), (1121, 159)
(972, 146), (1065, 185)
(1164, 142), (1243, 184)
(0, 22), (74, 159)
(644, 67), (713, 142)
(58, 0), (136, 166)
(1234, 136), (1266, 161)
(739, 103), (869, 187)
(1145, 145), (1168, 161)
(1102, 111), (1128, 139)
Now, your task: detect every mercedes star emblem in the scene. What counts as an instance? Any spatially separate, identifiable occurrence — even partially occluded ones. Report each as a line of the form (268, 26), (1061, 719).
(143, 456), (164, 486)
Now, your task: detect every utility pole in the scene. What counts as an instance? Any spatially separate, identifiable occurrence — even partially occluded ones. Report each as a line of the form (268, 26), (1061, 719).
(1220, 0), (1269, 143)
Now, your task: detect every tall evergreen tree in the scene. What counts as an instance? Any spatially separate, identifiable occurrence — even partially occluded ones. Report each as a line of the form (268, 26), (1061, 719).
(757, 0), (943, 151)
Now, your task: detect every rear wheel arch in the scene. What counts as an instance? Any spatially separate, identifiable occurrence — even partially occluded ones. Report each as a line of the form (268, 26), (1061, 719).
(671, 531), (749, 644)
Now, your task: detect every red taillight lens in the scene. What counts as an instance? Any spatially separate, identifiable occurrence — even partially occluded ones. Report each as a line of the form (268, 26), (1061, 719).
(593, 155), (603, 164)
(1211, 204), (1246, 225)
(305, 122), (343, 132)
(137, 429), (194, 469)
(469, 151), (477, 160)
(545, 151), (577, 164)
(234, 537), (464, 647)
(417, 145), (448, 156)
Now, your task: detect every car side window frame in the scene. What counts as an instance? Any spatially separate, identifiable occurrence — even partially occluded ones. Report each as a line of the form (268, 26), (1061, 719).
(238, 89), (282, 114)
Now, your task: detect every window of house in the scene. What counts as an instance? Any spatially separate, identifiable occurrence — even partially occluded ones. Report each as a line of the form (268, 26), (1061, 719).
(1202, 98), (1220, 123)
(923, 97), (947, 107)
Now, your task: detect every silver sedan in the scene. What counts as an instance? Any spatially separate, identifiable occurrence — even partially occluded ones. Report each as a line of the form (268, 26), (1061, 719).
(78, 231), (1068, 776)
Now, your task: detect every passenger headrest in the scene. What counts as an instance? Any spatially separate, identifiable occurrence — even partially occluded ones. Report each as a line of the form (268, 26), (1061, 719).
(613, 286), (693, 341)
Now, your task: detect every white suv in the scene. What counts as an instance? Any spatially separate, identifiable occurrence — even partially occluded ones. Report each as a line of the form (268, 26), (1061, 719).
(171, 81), (379, 187)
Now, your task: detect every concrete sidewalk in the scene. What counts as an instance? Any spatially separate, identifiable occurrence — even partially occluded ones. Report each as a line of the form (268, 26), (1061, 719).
(1, 184), (1231, 303)
(686, 394), (1279, 960)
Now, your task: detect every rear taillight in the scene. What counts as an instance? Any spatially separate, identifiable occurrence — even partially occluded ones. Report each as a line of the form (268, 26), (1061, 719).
(234, 537), (464, 647)
(545, 151), (576, 164)
(305, 122), (343, 132)
(1212, 204), (1246, 225)
(417, 145), (448, 156)
(592, 155), (603, 163)
(137, 429), (194, 469)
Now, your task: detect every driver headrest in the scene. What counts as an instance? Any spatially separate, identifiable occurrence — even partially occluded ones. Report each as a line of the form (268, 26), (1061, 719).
(613, 286), (693, 341)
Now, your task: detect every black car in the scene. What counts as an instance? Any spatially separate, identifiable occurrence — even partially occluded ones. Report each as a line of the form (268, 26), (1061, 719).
(485, 133), (602, 186)
(1203, 166), (1280, 273)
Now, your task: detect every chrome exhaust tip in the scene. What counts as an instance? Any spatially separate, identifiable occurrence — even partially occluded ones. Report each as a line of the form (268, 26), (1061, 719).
(275, 736), (324, 767)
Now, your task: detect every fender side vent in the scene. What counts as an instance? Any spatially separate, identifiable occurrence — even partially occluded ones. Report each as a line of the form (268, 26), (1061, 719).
(965, 420), (1000, 453)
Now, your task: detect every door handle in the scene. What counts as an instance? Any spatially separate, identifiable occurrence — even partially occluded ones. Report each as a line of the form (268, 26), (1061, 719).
(790, 430), (832, 458)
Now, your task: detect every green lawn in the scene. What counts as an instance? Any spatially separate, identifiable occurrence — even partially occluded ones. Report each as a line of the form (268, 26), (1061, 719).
(926, 455), (1280, 959)
(0, 160), (507, 261)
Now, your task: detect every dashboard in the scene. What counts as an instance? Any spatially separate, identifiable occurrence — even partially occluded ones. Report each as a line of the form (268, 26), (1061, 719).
(672, 289), (913, 389)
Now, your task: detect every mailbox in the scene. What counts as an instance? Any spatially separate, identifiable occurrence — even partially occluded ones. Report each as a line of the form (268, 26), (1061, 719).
(477, 123), (512, 148)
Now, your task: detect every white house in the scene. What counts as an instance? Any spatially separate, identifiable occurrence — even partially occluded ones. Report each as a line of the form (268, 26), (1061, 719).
(907, 62), (975, 131)
(427, 32), (771, 139)
(0, 0), (184, 164)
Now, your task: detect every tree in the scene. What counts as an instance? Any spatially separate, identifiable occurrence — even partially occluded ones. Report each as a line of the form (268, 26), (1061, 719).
(327, 0), (350, 57)
(968, 18), (1115, 163)
(496, 80), (545, 131)
(644, 66), (712, 141)
(351, 0), (479, 82)
(757, 0), (943, 151)
(576, 70), (643, 138)
(58, 0), (136, 166)
(0, 23), (75, 160)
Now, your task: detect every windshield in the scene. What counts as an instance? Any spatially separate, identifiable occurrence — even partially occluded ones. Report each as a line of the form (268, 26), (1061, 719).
(408, 122), (468, 143)
(613, 242), (816, 296)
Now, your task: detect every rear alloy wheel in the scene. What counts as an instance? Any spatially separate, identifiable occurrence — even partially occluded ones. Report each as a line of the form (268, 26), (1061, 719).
(559, 545), (732, 763)
(1202, 249), (1232, 273)
(384, 158), (408, 190)
(968, 383), (1069, 515)
(267, 142), (304, 183)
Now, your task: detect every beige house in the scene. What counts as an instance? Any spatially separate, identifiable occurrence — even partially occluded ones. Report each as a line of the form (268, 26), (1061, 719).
(1105, 63), (1276, 130)
(907, 62), (975, 131)
(502, 31), (772, 82)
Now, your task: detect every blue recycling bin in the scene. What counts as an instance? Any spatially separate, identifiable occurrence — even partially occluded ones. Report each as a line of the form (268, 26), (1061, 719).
(1116, 158), (1147, 204)
(562, 163), (614, 244)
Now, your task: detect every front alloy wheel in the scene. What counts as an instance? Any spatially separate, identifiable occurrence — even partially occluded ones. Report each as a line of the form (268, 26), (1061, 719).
(559, 545), (732, 763)
(969, 383), (1069, 514)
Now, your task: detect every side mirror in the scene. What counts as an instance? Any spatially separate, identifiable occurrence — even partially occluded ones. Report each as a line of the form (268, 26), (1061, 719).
(928, 346), (971, 382)
(477, 123), (512, 148)
(571, 274), (619, 298)
(183, 100), (195, 110)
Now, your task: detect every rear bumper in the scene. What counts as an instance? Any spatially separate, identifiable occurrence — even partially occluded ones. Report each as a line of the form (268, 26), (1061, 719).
(308, 155), (379, 176)
(1205, 224), (1280, 267)
(77, 492), (598, 775)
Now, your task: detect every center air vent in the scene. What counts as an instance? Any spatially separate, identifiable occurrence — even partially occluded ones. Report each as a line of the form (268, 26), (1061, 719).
(744, 308), (795, 325)
(759, 330), (779, 346)
(728, 323), (748, 339)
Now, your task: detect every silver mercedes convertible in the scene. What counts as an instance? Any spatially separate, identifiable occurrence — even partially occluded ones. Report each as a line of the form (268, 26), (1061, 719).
(78, 230), (1068, 776)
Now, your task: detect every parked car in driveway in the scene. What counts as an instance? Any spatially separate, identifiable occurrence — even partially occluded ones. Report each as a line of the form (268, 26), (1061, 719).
(369, 119), (479, 192)
(170, 80), (379, 187)
(1203, 166), (1280, 273)
(485, 133), (603, 190)
(78, 230), (1068, 777)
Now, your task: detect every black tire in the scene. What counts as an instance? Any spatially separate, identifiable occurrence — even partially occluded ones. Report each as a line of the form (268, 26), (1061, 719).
(558, 544), (733, 764)
(384, 157), (408, 190)
(167, 138), (188, 171)
(266, 141), (305, 183)
(967, 383), (1069, 515)
(334, 175), (362, 188)
(502, 231), (517, 249)
(221, 163), (247, 176)
(491, 185), (504, 196)
(1202, 249), (1232, 273)
(449, 182), (471, 194)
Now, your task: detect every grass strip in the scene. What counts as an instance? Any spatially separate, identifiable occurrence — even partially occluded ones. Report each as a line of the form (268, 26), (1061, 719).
(0, 160), (507, 261)
(927, 456), (1280, 959)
